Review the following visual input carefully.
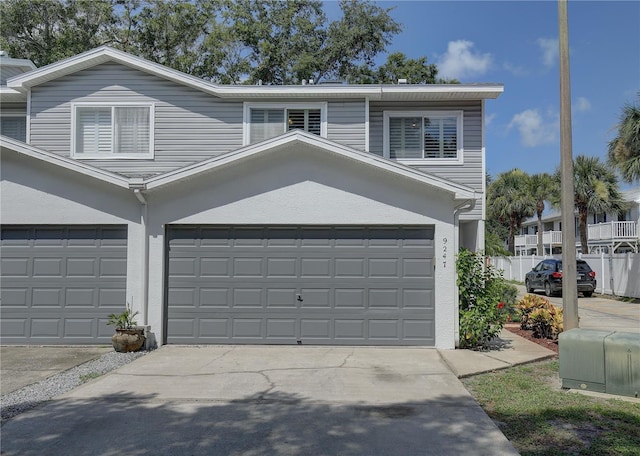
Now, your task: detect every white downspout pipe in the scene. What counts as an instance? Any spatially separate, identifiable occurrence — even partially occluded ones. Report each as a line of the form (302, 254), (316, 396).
(132, 188), (149, 338)
(453, 197), (477, 348)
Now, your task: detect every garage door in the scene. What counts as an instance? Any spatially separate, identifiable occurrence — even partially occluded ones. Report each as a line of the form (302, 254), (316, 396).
(167, 226), (435, 345)
(0, 226), (128, 344)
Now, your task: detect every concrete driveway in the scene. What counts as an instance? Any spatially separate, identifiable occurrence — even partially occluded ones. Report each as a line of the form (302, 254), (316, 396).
(0, 345), (518, 456)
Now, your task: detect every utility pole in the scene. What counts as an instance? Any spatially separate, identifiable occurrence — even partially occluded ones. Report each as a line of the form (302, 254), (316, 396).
(559, 0), (579, 329)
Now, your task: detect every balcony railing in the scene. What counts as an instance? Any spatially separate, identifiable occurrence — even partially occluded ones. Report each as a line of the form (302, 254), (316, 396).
(515, 222), (639, 248)
(515, 231), (562, 247)
(587, 221), (638, 241)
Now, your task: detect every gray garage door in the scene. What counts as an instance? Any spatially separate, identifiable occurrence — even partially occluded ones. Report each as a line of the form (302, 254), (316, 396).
(0, 226), (128, 344)
(167, 226), (435, 345)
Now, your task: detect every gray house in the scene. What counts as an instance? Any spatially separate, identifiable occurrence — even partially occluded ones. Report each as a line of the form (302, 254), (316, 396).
(0, 47), (503, 349)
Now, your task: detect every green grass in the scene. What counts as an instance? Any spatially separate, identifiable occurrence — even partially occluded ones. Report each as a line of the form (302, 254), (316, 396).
(79, 372), (102, 383)
(462, 360), (640, 455)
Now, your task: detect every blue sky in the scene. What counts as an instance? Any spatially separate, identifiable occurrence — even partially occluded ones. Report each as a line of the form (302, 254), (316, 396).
(326, 1), (639, 182)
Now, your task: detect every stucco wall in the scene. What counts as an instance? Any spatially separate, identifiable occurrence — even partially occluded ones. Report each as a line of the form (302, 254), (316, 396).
(145, 143), (459, 348)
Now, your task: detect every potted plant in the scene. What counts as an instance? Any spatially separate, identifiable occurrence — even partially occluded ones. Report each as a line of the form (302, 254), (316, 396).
(107, 304), (145, 352)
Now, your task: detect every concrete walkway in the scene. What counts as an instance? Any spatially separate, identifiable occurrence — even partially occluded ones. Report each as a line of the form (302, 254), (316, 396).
(440, 328), (556, 378)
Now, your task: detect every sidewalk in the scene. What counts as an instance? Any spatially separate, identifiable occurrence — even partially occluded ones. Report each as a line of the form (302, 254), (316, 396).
(438, 328), (556, 378)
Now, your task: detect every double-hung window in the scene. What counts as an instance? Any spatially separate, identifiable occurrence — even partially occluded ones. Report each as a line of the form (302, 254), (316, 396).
(244, 103), (326, 145)
(72, 104), (154, 158)
(383, 111), (463, 164)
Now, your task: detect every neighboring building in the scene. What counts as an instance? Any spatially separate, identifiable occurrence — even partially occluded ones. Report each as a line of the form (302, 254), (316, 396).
(515, 187), (640, 255)
(0, 47), (503, 349)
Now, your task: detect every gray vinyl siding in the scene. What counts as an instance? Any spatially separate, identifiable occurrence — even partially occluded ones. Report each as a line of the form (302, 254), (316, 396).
(1, 66), (28, 85)
(327, 100), (366, 150)
(29, 63), (244, 177)
(28, 63), (368, 177)
(1, 103), (27, 117)
(369, 100), (484, 219)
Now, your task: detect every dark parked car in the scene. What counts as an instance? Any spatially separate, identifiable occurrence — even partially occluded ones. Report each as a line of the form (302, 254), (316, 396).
(525, 259), (596, 297)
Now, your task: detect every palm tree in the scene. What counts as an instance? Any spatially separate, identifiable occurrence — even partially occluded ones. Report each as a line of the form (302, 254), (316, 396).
(553, 156), (626, 254)
(487, 169), (536, 254)
(608, 97), (640, 183)
(528, 173), (556, 255)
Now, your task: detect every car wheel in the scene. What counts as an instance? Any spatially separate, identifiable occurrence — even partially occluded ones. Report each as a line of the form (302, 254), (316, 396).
(583, 291), (593, 298)
(526, 279), (534, 293)
(544, 281), (553, 297)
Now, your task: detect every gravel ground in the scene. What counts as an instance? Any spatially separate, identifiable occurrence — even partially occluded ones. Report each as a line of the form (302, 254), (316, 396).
(1, 350), (148, 423)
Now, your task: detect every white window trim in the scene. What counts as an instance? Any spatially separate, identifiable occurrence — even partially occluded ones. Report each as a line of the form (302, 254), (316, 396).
(383, 110), (464, 165)
(242, 102), (328, 145)
(71, 102), (155, 159)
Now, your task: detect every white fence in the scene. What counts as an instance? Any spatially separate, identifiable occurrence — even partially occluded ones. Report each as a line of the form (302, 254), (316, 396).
(488, 253), (640, 299)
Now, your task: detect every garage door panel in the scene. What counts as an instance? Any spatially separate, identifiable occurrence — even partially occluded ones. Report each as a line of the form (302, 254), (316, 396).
(167, 226), (434, 346)
(0, 225), (128, 344)
(200, 288), (229, 307)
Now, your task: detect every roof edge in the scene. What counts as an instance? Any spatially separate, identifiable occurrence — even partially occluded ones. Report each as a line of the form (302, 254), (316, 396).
(1, 136), (130, 188)
(145, 130), (477, 199)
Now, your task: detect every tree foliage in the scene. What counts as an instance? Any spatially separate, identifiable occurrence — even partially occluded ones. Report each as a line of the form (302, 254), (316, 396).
(0, 0), (117, 66)
(552, 155), (626, 254)
(487, 169), (535, 255)
(528, 173), (556, 255)
(608, 96), (640, 183)
(0, 0), (452, 86)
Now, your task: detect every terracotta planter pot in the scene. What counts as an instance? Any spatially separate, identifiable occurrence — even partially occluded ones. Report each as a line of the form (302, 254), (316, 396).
(112, 328), (145, 353)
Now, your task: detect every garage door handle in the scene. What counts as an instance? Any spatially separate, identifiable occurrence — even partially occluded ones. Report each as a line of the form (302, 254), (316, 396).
(296, 294), (303, 302)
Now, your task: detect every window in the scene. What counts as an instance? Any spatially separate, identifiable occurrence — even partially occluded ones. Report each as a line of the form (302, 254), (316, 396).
(383, 111), (463, 163)
(244, 103), (326, 145)
(72, 104), (153, 158)
(0, 116), (26, 142)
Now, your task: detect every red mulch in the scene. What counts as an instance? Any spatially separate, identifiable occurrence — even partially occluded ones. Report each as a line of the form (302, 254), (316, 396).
(504, 323), (559, 354)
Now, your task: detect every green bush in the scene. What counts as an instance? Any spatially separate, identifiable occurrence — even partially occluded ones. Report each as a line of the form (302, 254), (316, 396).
(457, 249), (509, 349)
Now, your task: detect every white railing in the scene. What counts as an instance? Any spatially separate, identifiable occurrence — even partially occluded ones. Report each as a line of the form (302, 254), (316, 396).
(514, 231), (562, 247)
(588, 221), (638, 241)
(542, 231), (563, 244)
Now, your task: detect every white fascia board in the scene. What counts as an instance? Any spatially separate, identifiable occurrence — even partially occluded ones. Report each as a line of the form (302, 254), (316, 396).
(6, 46), (221, 96)
(0, 87), (27, 102)
(6, 46), (503, 102)
(380, 84), (504, 100)
(145, 130), (476, 199)
(1, 135), (130, 188)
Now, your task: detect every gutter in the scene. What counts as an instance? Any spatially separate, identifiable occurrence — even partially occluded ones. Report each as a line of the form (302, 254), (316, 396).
(452, 197), (477, 348)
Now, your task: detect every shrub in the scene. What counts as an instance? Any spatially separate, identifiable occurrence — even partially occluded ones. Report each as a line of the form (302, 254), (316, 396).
(516, 295), (563, 340)
(457, 249), (509, 349)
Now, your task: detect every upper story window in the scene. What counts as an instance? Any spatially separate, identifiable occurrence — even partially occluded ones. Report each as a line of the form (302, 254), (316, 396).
(383, 111), (463, 164)
(243, 102), (327, 145)
(0, 116), (26, 142)
(72, 104), (154, 159)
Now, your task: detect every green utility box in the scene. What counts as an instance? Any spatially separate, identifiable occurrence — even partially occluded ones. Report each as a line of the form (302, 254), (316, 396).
(605, 332), (640, 398)
(559, 329), (614, 392)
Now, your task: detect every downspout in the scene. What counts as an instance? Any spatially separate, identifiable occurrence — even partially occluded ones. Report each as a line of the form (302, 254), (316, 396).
(453, 196), (477, 348)
(130, 183), (149, 343)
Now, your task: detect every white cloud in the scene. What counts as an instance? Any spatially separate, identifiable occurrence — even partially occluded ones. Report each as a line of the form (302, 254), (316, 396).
(485, 113), (496, 126)
(508, 109), (558, 147)
(503, 62), (528, 77)
(537, 38), (558, 68)
(574, 97), (591, 112)
(437, 40), (492, 80)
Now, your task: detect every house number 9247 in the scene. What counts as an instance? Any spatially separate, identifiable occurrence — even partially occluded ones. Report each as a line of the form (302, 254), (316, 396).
(442, 238), (448, 268)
